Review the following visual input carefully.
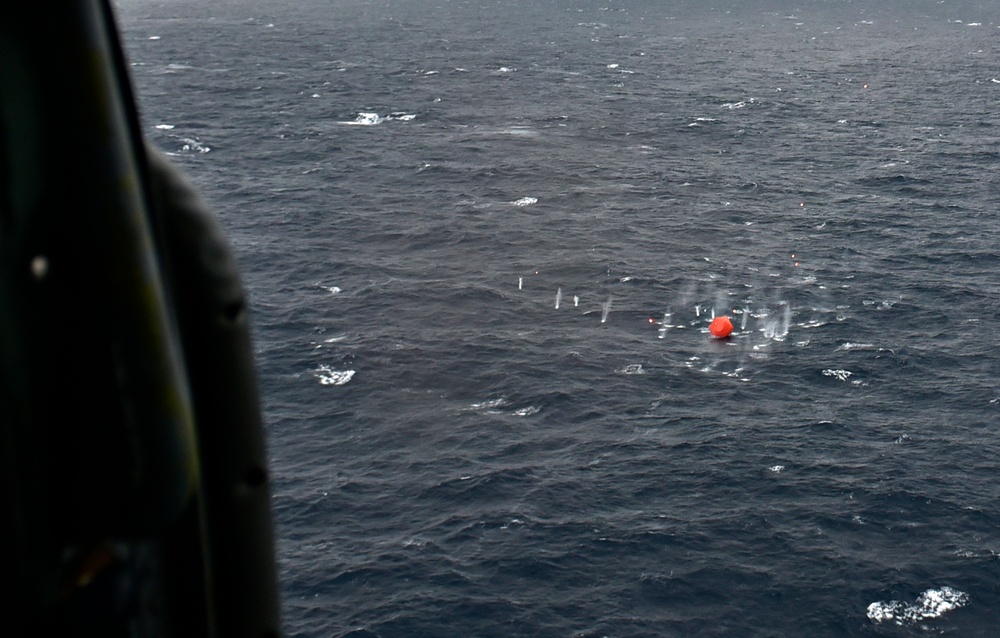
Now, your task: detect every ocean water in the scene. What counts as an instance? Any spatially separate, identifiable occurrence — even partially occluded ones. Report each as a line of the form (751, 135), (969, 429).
(116, 1), (1000, 635)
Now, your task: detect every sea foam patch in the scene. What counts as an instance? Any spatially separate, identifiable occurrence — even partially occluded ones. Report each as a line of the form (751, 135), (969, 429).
(180, 137), (211, 153)
(315, 365), (355, 386)
(339, 112), (416, 125)
(867, 587), (968, 626)
(618, 363), (646, 375)
(822, 369), (852, 381)
(340, 112), (382, 126)
(468, 398), (507, 412)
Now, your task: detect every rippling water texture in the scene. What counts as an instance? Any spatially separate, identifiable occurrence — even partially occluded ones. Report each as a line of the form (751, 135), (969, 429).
(118, 1), (1000, 635)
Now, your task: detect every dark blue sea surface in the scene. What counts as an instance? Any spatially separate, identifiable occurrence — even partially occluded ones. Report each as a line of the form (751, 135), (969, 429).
(117, 0), (1000, 635)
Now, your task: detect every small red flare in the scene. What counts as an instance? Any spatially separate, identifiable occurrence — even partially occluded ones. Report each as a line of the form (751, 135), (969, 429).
(709, 316), (733, 338)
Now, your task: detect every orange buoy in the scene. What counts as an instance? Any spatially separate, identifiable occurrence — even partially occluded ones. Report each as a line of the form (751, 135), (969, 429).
(709, 316), (733, 338)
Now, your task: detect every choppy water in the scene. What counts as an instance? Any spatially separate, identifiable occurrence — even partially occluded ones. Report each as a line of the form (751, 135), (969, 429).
(117, 0), (1000, 635)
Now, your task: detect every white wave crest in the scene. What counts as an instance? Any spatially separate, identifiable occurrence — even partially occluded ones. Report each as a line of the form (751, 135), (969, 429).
(836, 342), (874, 351)
(618, 364), (646, 375)
(180, 137), (211, 153)
(822, 369), (852, 381)
(867, 587), (969, 626)
(469, 398), (507, 411)
(341, 112), (383, 126)
(315, 365), (355, 386)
